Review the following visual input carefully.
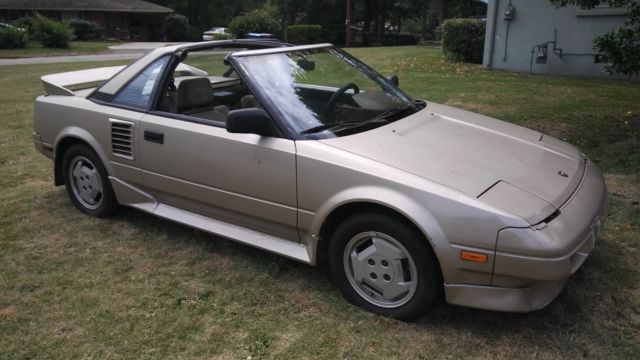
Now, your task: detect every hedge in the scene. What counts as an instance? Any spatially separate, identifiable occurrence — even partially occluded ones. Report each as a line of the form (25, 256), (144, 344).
(211, 33), (234, 40)
(285, 25), (321, 44)
(0, 27), (28, 49)
(68, 19), (102, 40)
(33, 14), (74, 48)
(165, 14), (190, 41)
(11, 17), (34, 37)
(441, 18), (486, 63)
(229, 9), (281, 38)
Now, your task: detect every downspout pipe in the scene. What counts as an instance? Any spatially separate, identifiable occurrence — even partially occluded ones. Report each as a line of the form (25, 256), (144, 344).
(483, 0), (499, 68)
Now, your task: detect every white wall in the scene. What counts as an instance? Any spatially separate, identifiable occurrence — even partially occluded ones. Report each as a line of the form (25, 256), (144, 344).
(483, 0), (629, 77)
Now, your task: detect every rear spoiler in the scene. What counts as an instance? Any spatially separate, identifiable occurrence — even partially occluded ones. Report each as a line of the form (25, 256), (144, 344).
(41, 63), (208, 96)
(41, 66), (126, 96)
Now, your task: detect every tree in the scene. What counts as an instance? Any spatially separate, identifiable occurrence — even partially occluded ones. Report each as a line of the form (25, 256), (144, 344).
(551, 0), (640, 76)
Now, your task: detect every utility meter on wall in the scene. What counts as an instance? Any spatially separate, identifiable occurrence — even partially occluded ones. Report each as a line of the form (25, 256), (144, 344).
(504, 5), (515, 20)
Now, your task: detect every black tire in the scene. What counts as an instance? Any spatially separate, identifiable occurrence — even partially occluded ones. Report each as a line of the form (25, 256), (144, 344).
(62, 143), (119, 218)
(329, 211), (441, 321)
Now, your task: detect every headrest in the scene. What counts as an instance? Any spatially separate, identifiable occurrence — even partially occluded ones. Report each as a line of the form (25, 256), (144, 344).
(177, 77), (214, 110)
(241, 95), (261, 109)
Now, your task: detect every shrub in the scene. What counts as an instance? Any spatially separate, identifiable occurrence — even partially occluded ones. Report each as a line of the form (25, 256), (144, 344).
(67, 19), (102, 40)
(33, 14), (74, 48)
(165, 14), (190, 41)
(229, 8), (281, 38)
(11, 17), (34, 36)
(285, 24), (321, 44)
(212, 33), (234, 40)
(441, 18), (485, 63)
(0, 27), (28, 49)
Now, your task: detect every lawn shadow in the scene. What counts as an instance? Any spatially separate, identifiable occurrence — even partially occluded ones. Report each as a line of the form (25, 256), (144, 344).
(43, 187), (638, 354)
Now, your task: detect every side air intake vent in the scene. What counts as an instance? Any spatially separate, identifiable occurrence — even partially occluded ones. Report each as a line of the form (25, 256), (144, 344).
(92, 92), (114, 102)
(110, 119), (134, 160)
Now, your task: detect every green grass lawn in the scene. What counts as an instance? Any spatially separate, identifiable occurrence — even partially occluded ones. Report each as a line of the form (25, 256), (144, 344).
(0, 41), (117, 58)
(1, 46), (639, 359)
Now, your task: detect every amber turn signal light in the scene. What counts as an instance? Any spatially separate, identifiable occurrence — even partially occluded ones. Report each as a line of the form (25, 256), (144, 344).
(460, 251), (488, 263)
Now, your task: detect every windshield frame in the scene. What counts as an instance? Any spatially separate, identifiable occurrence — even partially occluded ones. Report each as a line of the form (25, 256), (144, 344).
(227, 44), (422, 140)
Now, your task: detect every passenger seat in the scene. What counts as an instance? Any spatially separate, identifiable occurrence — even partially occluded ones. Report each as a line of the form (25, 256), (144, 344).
(177, 77), (229, 122)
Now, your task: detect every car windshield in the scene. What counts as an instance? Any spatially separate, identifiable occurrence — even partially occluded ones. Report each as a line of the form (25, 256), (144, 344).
(233, 46), (424, 139)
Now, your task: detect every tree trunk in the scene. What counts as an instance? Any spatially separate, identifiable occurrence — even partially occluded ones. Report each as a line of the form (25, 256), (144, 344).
(421, 6), (428, 39)
(363, 0), (372, 46)
(439, 0), (448, 25)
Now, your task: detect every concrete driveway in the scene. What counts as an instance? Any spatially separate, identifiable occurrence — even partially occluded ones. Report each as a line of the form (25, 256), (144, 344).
(0, 42), (179, 66)
(0, 42), (228, 66)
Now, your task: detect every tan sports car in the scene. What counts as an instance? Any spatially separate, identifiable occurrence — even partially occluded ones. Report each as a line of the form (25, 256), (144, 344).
(33, 40), (607, 320)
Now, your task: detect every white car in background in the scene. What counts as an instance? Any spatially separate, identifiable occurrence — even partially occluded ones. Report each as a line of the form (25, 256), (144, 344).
(202, 27), (230, 40)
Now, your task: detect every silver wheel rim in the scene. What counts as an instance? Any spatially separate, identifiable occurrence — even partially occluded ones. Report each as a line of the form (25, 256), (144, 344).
(69, 155), (103, 210)
(343, 231), (418, 308)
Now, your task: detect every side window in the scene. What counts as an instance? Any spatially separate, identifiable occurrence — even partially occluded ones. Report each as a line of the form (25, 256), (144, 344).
(112, 56), (170, 109)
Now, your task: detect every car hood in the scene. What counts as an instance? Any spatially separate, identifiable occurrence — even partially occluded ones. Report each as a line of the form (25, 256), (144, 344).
(319, 103), (586, 225)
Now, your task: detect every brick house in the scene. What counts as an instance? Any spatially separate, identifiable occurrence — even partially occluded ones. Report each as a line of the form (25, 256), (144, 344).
(0, 0), (174, 41)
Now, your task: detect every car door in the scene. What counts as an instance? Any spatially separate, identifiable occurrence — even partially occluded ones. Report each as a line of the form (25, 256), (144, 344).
(138, 113), (299, 242)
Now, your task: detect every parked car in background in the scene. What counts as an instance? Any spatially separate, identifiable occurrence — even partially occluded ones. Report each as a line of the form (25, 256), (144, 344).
(202, 27), (229, 40)
(0, 22), (26, 31)
(240, 32), (276, 39)
(32, 40), (606, 321)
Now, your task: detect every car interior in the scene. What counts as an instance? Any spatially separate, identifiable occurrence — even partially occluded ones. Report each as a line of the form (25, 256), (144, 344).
(157, 68), (260, 124)
(154, 47), (404, 133)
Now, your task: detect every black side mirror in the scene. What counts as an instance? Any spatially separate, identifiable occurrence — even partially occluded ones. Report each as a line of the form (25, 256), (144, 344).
(226, 108), (280, 137)
(387, 74), (399, 86)
(297, 58), (315, 71)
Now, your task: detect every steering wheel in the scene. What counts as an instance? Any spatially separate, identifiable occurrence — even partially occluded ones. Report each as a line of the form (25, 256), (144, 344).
(323, 82), (360, 115)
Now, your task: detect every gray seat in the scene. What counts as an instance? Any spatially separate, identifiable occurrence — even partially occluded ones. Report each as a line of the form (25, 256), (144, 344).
(177, 77), (229, 122)
(241, 95), (261, 109)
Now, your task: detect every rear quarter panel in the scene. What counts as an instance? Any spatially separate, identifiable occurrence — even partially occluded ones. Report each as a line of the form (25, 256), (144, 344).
(34, 95), (144, 181)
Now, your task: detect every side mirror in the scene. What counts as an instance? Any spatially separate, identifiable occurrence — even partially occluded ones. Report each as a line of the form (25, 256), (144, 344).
(387, 74), (399, 86)
(297, 58), (315, 71)
(226, 108), (279, 137)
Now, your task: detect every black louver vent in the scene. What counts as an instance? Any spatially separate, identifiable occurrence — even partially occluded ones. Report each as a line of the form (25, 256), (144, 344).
(110, 120), (134, 159)
(92, 91), (114, 102)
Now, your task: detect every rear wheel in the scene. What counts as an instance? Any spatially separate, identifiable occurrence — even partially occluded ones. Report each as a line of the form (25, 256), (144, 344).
(62, 144), (118, 217)
(329, 212), (440, 320)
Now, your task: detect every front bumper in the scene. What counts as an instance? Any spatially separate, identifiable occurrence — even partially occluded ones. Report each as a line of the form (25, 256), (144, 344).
(445, 160), (607, 312)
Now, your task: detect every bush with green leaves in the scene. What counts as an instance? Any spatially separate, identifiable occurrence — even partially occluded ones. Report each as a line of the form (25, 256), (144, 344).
(33, 14), (74, 48)
(211, 33), (234, 40)
(441, 18), (486, 63)
(67, 19), (102, 40)
(591, 1), (639, 76)
(229, 8), (281, 37)
(0, 26), (28, 49)
(285, 25), (321, 44)
(11, 17), (34, 37)
(165, 14), (191, 41)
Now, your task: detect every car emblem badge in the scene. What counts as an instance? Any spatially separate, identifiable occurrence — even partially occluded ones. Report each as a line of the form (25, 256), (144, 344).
(558, 170), (569, 178)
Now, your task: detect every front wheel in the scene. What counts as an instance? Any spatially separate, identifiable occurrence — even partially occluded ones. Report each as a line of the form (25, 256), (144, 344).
(329, 212), (441, 321)
(62, 144), (119, 218)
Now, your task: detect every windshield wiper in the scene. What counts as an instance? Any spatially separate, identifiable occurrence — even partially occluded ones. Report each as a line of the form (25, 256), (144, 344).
(300, 118), (389, 135)
(300, 102), (424, 135)
(371, 103), (420, 122)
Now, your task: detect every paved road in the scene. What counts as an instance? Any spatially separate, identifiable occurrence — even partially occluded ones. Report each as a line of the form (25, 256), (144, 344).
(0, 52), (145, 66)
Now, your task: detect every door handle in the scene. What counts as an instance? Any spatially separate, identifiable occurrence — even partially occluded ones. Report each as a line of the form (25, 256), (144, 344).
(144, 130), (164, 144)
